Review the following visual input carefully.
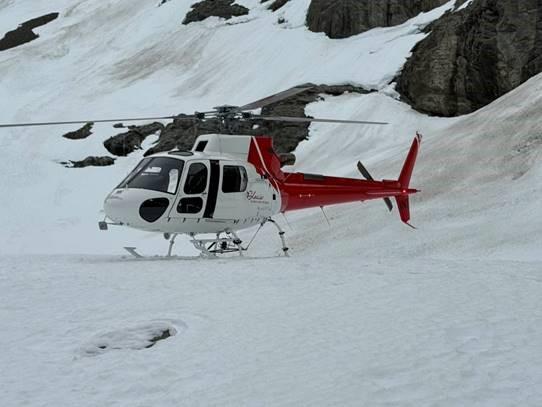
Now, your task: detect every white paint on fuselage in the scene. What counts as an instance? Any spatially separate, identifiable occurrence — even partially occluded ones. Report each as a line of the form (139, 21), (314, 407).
(104, 139), (281, 235)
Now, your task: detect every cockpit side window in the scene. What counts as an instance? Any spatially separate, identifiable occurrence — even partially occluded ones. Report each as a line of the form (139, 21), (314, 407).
(117, 157), (184, 195)
(116, 158), (151, 189)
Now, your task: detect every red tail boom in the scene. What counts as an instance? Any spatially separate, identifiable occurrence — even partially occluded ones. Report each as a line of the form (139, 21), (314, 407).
(247, 134), (422, 226)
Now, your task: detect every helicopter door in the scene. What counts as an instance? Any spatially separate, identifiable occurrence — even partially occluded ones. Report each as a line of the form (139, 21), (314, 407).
(174, 161), (209, 219)
(172, 160), (219, 219)
(203, 160), (220, 218)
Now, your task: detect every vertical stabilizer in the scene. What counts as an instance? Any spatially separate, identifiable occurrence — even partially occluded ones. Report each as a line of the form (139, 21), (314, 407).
(399, 133), (422, 189)
(396, 133), (422, 227)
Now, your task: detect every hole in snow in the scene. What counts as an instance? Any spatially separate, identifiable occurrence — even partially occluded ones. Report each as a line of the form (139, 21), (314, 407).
(80, 321), (181, 357)
(145, 329), (173, 348)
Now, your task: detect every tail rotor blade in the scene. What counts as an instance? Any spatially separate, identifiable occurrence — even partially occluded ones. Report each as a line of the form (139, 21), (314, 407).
(357, 161), (375, 181)
(357, 161), (393, 212)
(383, 197), (394, 212)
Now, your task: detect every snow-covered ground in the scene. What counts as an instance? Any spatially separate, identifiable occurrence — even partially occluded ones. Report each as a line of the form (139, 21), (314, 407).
(2, 255), (542, 406)
(1, 0), (542, 405)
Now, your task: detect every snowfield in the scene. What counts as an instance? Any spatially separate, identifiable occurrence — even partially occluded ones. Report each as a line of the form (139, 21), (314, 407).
(1, 0), (542, 405)
(2, 255), (542, 406)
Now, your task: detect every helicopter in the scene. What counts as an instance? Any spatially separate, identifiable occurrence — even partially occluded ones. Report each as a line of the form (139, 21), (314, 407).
(0, 86), (422, 258)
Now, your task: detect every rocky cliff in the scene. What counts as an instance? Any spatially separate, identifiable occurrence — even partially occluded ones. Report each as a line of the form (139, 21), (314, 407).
(306, 0), (449, 39)
(397, 0), (542, 116)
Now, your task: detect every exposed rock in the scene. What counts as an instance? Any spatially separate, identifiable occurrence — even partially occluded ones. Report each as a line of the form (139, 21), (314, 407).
(182, 0), (249, 25)
(397, 0), (542, 116)
(0, 13), (59, 51)
(263, 84), (372, 152)
(103, 122), (165, 156)
(278, 152), (296, 167)
(144, 115), (224, 156)
(267, 0), (290, 12)
(64, 156), (116, 168)
(62, 123), (93, 140)
(144, 84), (370, 156)
(306, 0), (449, 39)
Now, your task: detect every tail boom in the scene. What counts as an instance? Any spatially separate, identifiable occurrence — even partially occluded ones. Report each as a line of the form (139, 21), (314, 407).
(247, 134), (422, 225)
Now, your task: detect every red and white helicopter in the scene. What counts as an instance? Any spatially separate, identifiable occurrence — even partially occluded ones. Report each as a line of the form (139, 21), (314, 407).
(1, 86), (422, 257)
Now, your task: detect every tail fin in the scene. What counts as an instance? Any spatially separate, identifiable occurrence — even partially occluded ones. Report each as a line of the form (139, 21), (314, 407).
(247, 136), (286, 182)
(399, 133), (422, 189)
(395, 133), (422, 227)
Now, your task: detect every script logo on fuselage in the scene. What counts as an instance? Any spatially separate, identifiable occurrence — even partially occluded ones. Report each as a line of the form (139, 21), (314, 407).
(246, 190), (268, 204)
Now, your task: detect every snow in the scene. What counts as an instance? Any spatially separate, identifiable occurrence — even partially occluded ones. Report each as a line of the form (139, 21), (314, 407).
(2, 255), (542, 406)
(1, 0), (542, 405)
(456, 0), (475, 11)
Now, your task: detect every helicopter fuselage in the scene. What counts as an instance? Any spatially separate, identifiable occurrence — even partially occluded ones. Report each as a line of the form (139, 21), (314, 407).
(103, 133), (422, 237)
(104, 149), (281, 235)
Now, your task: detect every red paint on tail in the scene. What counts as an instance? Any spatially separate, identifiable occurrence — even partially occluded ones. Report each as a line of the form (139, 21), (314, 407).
(395, 133), (422, 226)
(247, 134), (422, 226)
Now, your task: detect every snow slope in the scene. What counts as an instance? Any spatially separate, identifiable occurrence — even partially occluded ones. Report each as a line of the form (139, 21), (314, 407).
(0, 0), (457, 255)
(1, 0), (542, 406)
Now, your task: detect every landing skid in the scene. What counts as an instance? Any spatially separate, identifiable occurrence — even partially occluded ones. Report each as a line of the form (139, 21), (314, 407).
(122, 218), (290, 259)
(124, 247), (144, 258)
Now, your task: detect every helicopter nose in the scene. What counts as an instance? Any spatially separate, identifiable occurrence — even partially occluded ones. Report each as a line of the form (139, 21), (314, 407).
(104, 189), (172, 227)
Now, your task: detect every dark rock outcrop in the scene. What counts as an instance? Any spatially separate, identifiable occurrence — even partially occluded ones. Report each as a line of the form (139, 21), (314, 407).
(259, 84), (370, 153)
(144, 84), (370, 156)
(64, 156), (116, 168)
(397, 0), (542, 116)
(266, 0), (290, 12)
(103, 122), (165, 156)
(0, 13), (59, 51)
(306, 0), (449, 39)
(62, 123), (93, 140)
(182, 0), (249, 24)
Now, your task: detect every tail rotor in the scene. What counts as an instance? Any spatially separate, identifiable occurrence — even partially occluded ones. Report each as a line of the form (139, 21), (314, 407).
(356, 161), (394, 212)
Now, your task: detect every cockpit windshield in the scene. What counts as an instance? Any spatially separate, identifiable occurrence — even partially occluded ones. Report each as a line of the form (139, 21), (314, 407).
(117, 157), (184, 195)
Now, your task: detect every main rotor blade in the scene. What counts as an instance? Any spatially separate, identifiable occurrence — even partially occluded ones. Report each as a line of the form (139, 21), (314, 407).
(258, 115), (389, 126)
(237, 86), (313, 111)
(0, 115), (195, 129)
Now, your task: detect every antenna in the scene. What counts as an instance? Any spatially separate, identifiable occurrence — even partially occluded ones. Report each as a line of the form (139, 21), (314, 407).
(320, 206), (331, 227)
